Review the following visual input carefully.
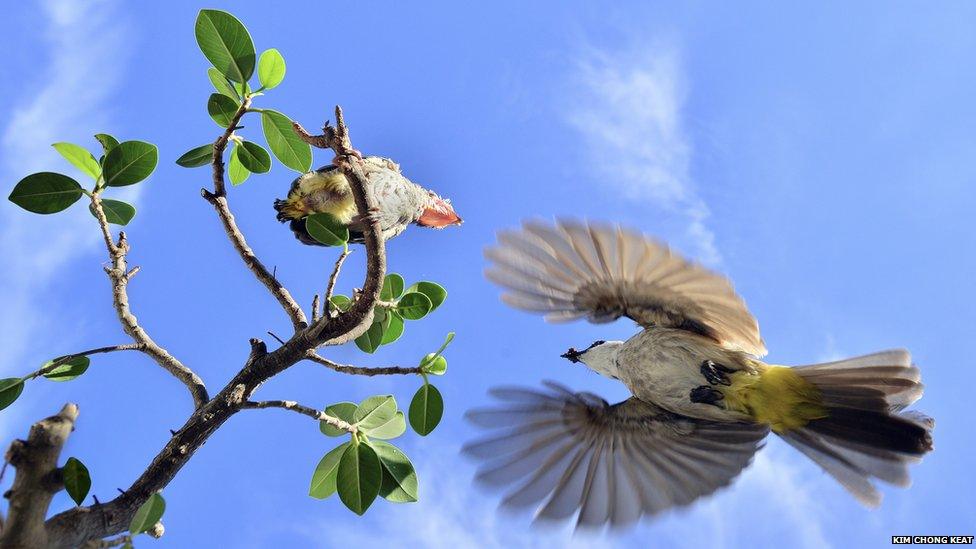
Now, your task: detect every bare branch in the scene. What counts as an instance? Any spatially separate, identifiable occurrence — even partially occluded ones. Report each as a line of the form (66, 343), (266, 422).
(325, 247), (351, 311)
(311, 294), (320, 323)
(202, 97), (308, 331)
(90, 196), (209, 408)
(2, 404), (79, 548)
(305, 352), (421, 377)
(241, 400), (357, 433)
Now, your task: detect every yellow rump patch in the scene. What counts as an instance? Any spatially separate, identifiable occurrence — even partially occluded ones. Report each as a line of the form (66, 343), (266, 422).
(720, 366), (827, 433)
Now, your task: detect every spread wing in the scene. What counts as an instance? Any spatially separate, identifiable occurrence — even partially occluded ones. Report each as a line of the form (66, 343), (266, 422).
(463, 382), (768, 528)
(485, 219), (766, 356)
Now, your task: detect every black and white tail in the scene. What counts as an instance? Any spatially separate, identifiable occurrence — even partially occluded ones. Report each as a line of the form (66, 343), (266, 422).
(781, 349), (933, 506)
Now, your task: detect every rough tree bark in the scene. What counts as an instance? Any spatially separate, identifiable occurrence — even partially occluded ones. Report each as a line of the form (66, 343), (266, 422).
(0, 107), (408, 548)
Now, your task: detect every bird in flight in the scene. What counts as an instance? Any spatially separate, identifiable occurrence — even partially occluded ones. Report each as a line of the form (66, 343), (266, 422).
(274, 156), (461, 245)
(467, 219), (933, 529)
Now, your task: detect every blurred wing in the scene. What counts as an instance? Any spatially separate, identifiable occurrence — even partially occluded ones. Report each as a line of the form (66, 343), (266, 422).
(463, 382), (768, 529)
(485, 219), (766, 356)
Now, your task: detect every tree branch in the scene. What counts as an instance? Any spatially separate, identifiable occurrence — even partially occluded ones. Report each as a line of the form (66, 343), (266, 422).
(1, 404), (79, 549)
(24, 344), (144, 380)
(90, 196), (209, 408)
(305, 352), (421, 377)
(241, 400), (357, 433)
(324, 246), (351, 314)
(201, 97), (308, 332)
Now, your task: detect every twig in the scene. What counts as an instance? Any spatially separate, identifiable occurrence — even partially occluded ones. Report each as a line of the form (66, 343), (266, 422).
(24, 344), (144, 380)
(311, 294), (320, 323)
(90, 196), (209, 408)
(266, 331), (286, 345)
(305, 352), (421, 377)
(325, 247), (351, 313)
(201, 96), (308, 332)
(241, 400), (356, 433)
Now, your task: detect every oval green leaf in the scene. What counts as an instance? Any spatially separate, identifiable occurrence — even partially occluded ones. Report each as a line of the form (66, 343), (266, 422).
(261, 110), (312, 172)
(176, 143), (215, 168)
(329, 294), (352, 313)
(103, 141), (158, 187)
(305, 212), (349, 246)
(0, 378), (24, 411)
(354, 319), (385, 354)
(371, 441), (418, 502)
(52, 142), (100, 180)
(409, 383), (443, 436)
(89, 199), (136, 226)
(8, 172), (83, 214)
(42, 356), (90, 382)
(228, 145), (250, 186)
(337, 442), (381, 515)
(320, 402), (357, 437)
(63, 457), (91, 506)
(208, 67), (239, 100)
(237, 141), (271, 173)
(94, 134), (119, 155)
(207, 93), (240, 128)
(380, 312), (404, 345)
(396, 292), (432, 321)
(353, 395), (397, 431)
(364, 411), (406, 440)
(129, 492), (165, 534)
(258, 48), (286, 90)
(194, 9), (255, 83)
(406, 281), (448, 310)
(381, 273), (405, 301)
(309, 441), (350, 499)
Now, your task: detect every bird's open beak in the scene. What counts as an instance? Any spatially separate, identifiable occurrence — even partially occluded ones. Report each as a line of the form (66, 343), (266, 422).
(561, 347), (582, 363)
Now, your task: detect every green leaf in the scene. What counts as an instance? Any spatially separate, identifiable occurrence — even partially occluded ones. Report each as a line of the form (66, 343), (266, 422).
(261, 110), (312, 172)
(353, 395), (397, 431)
(371, 441), (418, 502)
(396, 292), (433, 321)
(102, 141), (158, 187)
(8, 172), (83, 214)
(93, 134), (119, 155)
(194, 9), (255, 83)
(380, 312), (404, 345)
(381, 273), (405, 301)
(228, 145), (250, 185)
(337, 442), (381, 515)
(409, 383), (443, 436)
(42, 356), (90, 382)
(363, 411), (406, 440)
(90, 199), (136, 226)
(308, 441), (349, 499)
(329, 295), (351, 313)
(236, 141), (271, 173)
(305, 212), (349, 246)
(176, 144), (215, 168)
(406, 281), (448, 311)
(208, 67), (240, 99)
(62, 457), (91, 506)
(422, 354), (447, 376)
(0, 378), (24, 411)
(52, 143), (100, 180)
(320, 402), (357, 437)
(207, 93), (240, 128)
(420, 332), (456, 370)
(257, 48), (286, 90)
(354, 319), (385, 354)
(129, 492), (165, 534)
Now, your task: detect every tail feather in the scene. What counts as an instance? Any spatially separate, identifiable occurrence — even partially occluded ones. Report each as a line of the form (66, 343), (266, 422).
(781, 350), (933, 506)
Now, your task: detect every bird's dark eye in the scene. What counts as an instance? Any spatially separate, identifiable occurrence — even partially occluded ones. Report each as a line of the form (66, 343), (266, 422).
(588, 340), (606, 349)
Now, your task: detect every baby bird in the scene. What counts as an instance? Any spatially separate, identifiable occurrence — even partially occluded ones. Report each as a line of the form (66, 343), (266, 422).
(274, 156), (460, 245)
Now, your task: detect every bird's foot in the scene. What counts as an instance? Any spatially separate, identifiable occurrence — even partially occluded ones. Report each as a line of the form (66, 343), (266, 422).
(690, 385), (725, 406)
(700, 360), (735, 386)
(331, 149), (364, 167)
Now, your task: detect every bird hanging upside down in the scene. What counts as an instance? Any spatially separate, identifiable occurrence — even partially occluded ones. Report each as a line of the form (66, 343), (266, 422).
(274, 156), (461, 245)
(468, 219), (933, 529)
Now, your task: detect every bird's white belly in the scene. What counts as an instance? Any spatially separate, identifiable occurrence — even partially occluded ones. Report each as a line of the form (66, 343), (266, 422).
(616, 328), (752, 422)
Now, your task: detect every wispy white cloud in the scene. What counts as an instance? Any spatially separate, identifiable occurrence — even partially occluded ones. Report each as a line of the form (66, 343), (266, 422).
(0, 0), (132, 434)
(567, 42), (720, 265)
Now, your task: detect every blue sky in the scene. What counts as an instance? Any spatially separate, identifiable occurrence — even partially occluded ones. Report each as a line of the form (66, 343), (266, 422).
(1, 1), (974, 547)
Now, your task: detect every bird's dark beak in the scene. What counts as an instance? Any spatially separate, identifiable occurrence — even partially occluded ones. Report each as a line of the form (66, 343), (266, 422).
(561, 347), (582, 363)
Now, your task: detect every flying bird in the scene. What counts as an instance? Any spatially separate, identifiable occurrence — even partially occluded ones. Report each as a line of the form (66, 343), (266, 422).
(274, 156), (461, 245)
(467, 219), (933, 529)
